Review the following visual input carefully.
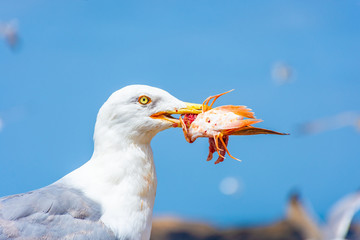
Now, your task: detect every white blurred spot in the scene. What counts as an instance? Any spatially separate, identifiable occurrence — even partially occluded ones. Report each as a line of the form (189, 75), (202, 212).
(219, 177), (241, 195)
(0, 118), (3, 132)
(271, 62), (293, 85)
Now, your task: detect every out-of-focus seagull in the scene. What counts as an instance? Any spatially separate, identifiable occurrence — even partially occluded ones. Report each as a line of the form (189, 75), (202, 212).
(287, 190), (360, 240)
(299, 111), (360, 135)
(0, 85), (204, 240)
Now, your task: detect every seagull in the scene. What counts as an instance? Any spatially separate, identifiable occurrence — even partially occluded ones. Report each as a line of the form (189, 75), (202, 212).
(0, 85), (203, 240)
(287, 190), (360, 240)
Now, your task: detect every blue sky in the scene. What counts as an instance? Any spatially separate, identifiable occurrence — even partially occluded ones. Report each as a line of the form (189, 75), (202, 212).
(0, 0), (359, 225)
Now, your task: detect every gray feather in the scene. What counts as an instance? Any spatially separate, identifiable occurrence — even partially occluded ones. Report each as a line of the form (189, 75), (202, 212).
(0, 183), (116, 240)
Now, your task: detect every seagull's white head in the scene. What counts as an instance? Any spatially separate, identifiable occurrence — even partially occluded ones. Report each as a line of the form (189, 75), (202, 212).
(93, 85), (202, 148)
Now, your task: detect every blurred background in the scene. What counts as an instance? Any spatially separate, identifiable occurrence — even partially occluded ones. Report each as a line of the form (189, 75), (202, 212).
(0, 1), (359, 239)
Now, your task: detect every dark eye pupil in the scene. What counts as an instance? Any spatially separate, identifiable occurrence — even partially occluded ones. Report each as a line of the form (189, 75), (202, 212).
(139, 96), (150, 104)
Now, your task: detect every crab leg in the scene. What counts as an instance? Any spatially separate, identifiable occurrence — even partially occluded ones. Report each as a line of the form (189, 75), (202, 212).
(202, 98), (212, 112)
(179, 117), (193, 143)
(202, 90), (234, 112)
(218, 134), (241, 162)
(213, 134), (225, 159)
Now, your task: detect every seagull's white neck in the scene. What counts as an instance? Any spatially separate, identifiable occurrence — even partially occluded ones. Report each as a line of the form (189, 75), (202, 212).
(59, 117), (158, 240)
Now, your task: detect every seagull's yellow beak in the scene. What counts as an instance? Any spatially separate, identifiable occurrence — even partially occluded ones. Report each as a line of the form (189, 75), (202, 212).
(150, 102), (203, 127)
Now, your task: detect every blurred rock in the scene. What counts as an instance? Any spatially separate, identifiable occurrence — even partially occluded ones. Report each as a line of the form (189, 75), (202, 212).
(151, 217), (303, 240)
(151, 192), (360, 240)
(348, 224), (360, 240)
(286, 193), (321, 239)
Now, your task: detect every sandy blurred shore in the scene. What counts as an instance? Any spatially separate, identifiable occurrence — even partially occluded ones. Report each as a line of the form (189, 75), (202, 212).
(151, 194), (360, 240)
(151, 217), (360, 240)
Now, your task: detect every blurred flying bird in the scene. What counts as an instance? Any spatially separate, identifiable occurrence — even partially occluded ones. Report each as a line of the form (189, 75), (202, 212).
(286, 190), (360, 240)
(271, 62), (293, 85)
(0, 20), (19, 49)
(299, 111), (360, 135)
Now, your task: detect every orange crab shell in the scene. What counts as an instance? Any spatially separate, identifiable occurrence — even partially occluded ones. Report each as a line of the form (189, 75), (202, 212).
(181, 89), (288, 164)
(186, 105), (262, 142)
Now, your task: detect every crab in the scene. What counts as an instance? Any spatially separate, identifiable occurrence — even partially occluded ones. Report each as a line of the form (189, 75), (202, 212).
(180, 90), (287, 164)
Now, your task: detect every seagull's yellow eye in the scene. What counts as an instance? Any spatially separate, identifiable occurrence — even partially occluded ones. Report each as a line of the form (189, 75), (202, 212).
(138, 95), (151, 105)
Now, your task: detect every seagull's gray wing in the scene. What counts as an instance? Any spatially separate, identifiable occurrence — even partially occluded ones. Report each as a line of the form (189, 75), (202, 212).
(323, 190), (360, 240)
(0, 183), (116, 240)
